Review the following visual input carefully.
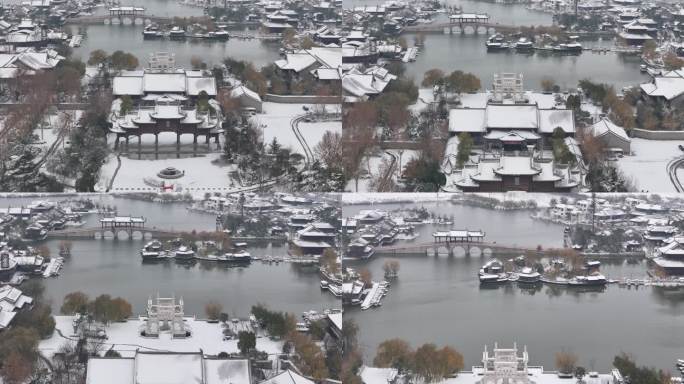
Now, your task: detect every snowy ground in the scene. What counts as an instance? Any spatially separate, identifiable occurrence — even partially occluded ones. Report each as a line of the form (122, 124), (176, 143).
(98, 152), (239, 192)
(343, 149), (421, 192)
(40, 315), (284, 359)
(618, 138), (684, 193)
(250, 102), (341, 155)
(297, 120), (342, 154)
(344, 152), (390, 193)
(97, 102), (341, 192)
(342, 192), (454, 205)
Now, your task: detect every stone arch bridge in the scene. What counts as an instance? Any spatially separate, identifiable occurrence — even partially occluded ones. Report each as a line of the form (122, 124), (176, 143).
(375, 241), (543, 258)
(47, 227), (186, 240)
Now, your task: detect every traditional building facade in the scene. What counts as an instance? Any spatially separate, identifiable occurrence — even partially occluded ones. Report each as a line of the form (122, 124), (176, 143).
(109, 52), (223, 159)
(443, 74), (581, 192)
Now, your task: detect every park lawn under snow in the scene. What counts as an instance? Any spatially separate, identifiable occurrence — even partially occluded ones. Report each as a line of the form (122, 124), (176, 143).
(40, 316), (284, 359)
(98, 152), (239, 192)
(344, 149), (421, 192)
(619, 138), (684, 193)
(296, 120), (342, 153)
(250, 102), (341, 155)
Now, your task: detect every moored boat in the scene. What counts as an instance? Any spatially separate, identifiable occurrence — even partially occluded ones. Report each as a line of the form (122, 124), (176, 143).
(169, 26), (186, 40)
(515, 37), (534, 51)
(569, 273), (607, 286)
(486, 34), (509, 51)
(517, 267), (541, 285)
(479, 259), (508, 284)
(217, 249), (252, 264)
(174, 246), (195, 260)
(140, 240), (164, 261)
(554, 42), (583, 53)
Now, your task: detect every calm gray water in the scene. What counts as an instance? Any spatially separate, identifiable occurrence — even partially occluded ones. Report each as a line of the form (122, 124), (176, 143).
(343, 201), (566, 249)
(343, 202), (684, 372)
(2, 195), (338, 317)
(55, 0), (281, 68)
(69, 25), (281, 69)
(403, 34), (649, 91)
(344, 0), (554, 26)
(345, 0), (647, 89)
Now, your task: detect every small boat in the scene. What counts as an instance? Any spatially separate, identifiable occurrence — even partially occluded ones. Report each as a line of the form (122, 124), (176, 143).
(479, 273), (509, 284)
(480, 259), (504, 274)
(169, 26), (186, 40)
(486, 34), (508, 51)
(554, 42), (583, 53)
(141, 240), (164, 261)
(174, 246), (195, 260)
(217, 249), (252, 264)
(320, 280), (329, 289)
(212, 29), (229, 40)
(569, 273), (607, 286)
(515, 37), (534, 51)
(517, 267), (541, 285)
(327, 284), (342, 297)
(143, 24), (164, 39)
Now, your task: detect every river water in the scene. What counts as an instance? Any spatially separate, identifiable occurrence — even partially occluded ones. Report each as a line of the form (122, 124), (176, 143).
(2, 195), (338, 317)
(50, 0), (647, 88)
(59, 0), (282, 68)
(343, 201), (684, 372)
(68, 25), (282, 69)
(346, 0), (648, 89)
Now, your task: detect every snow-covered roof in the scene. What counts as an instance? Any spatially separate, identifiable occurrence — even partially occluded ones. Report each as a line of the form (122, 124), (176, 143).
(0, 49), (63, 73)
(448, 109), (486, 132)
(313, 67), (341, 80)
(231, 85), (262, 102)
(589, 118), (630, 143)
(144, 73), (187, 93)
(261, 370), (315, 384)
(186, 73), (217, 96)
(494, 156), (541, 176)
(112, 76), (144, 96)
(539, 109), (575, 134)
(640, 76), (684, 101)
(112, 71), (217, 96)
(486, 104), (538, 129)
(276, 47), (342, 73)
(86, 353), (252, 384)
(484, 130), (540, 140)
(86, 358), (135, 384)
(205, 359), (251, 384)
(275, 54), (318, 72)
(327, 312), (342, 331)
(449, 104), (574, 134)
(0, 285), (32, 329)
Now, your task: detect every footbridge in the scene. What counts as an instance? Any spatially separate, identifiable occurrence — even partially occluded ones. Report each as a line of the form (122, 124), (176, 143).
(65, 7), (174, 26)
(47, 227), (184, 240)
(375, 241), (542, 257)
(404, 14), (523, 35)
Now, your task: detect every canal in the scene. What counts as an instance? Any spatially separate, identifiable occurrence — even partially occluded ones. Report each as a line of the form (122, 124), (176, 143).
(2, 195), (339, 317)
(343, 201), (684, 372)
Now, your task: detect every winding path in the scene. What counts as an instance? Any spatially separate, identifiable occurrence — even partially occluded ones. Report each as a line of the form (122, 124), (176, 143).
(376, 151), (397, 192)
(291, 114), (314, 167)
(666, 156), (684, 192)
